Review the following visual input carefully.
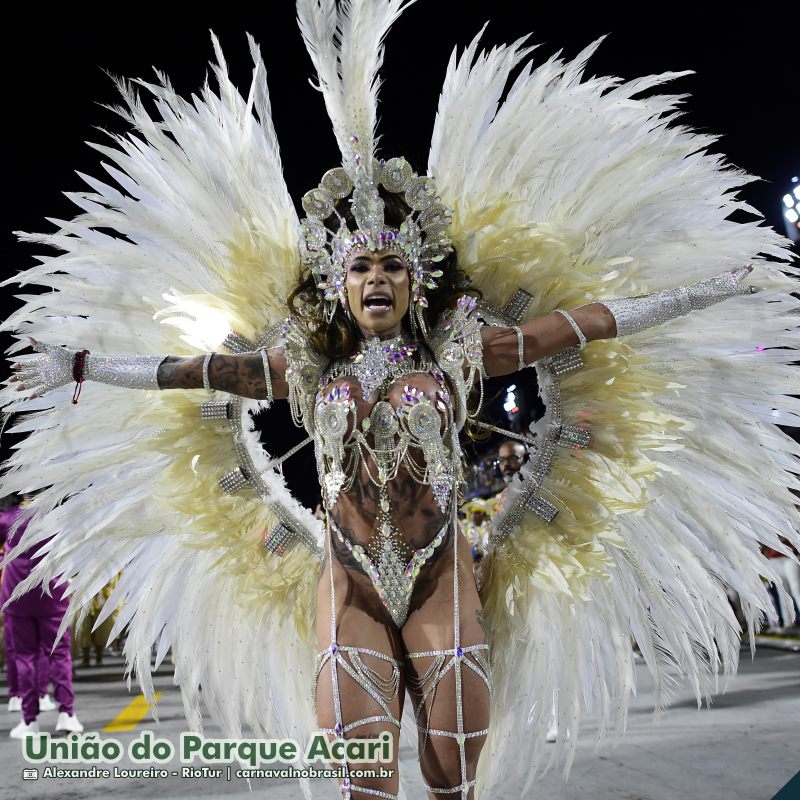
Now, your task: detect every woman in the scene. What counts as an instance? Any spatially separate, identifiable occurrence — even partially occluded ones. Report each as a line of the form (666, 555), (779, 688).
(10, 181), (754, 797)
(3, 2), (797, 798)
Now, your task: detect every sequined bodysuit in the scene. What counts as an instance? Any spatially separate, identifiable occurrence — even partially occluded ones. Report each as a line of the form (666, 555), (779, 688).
(319, 364), (456, 626)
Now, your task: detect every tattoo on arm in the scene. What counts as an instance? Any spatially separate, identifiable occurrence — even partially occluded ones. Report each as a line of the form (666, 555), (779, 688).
(157, 350), (289, 399)
(157, 356), (204, 390)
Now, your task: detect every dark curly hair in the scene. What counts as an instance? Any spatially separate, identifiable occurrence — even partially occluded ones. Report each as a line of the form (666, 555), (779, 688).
(288, 185), (479, 360)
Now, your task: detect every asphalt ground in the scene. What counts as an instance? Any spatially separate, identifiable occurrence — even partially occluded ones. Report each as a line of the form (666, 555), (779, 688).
(1, 637), (798, 800)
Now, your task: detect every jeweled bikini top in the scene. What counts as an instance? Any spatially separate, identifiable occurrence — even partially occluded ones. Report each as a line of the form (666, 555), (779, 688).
(284, 297), (484, 495)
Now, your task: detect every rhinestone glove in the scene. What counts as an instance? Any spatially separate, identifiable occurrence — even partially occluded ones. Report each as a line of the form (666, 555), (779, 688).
(15, 340), (164, 396)
(603, 266), (755, 336)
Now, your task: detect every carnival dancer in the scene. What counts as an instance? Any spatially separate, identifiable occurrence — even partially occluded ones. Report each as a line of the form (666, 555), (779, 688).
(2, 2), (798, 797)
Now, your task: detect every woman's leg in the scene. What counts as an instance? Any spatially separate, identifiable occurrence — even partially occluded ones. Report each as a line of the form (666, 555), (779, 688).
(402, 527), (492, 800)
(315, 539), (405, 799)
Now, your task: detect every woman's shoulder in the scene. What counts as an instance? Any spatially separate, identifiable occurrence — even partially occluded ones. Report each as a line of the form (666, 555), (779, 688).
(428, 295), (483, 368)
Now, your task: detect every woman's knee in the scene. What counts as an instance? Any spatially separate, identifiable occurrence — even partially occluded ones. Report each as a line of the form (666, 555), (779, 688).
(419, 731), (487, 796)
(409, 655), (491, 794)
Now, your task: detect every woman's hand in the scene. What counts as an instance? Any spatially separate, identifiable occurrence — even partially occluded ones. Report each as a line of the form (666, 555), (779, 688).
(685, 264), (756, 310)
(9, 339), (76, 399)
(603, 264), (757, 337)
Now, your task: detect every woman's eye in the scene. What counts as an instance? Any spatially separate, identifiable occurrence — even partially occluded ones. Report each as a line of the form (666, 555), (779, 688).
(385, 261), (404, 271)
(350, 263), (369, 273)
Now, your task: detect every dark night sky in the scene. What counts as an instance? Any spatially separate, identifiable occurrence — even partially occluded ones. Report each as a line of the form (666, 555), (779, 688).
(1, 4), (797, 477)
(3, 5), (797, 259)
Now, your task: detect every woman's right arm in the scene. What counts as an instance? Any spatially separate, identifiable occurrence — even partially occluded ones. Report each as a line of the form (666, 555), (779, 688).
(157, 351), (288, 399)
(11, 340), (289, 401)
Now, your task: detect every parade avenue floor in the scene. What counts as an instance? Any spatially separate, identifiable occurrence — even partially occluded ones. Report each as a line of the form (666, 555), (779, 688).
(2, 638), (798, 800)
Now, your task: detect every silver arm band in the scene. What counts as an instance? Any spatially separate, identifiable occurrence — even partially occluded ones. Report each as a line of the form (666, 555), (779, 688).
(511, 325), (526, 371)
(603, 266), (754, 337)
(260, 349), (274, 402)
(553, 309), (587, 350)
(202, 353), (214, 391)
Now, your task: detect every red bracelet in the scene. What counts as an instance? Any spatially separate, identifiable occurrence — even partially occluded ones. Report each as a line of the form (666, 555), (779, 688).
(71, 350), (90, 404)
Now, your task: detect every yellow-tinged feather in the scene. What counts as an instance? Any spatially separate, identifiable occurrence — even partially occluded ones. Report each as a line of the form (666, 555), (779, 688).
(130, 390), (319, 643)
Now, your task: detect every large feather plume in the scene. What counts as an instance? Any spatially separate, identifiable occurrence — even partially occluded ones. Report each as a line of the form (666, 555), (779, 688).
(0, 34), (322, 788)
(429, 30), (800, 797)
(297, 0), (415, 172)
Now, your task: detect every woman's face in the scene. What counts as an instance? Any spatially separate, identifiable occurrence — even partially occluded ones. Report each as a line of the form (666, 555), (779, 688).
(345, 249), (411, 339)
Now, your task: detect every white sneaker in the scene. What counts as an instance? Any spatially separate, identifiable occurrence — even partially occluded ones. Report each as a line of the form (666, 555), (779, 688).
(55, 712), (84, 734)
(39, 694), (56, 712)
(545, 725), (559, 743)
(7, 697), (22, 713)
(10, 719), (40, 739)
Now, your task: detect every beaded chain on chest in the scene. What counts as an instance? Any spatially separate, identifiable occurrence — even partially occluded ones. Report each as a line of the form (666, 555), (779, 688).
(313, 337), (462, 625)
(314, 336), (460, 509)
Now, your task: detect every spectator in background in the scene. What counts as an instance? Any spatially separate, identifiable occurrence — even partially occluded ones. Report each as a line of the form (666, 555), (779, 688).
(74, 576), (120, 667)
(462, 498), (493, 564)
(497, 440), (529, 483)
(1, 496), (83, 738)
(0, 494), (55, 714)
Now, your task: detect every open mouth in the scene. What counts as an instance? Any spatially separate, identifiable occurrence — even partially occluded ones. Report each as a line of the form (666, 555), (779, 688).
(363, 295), (393, 313)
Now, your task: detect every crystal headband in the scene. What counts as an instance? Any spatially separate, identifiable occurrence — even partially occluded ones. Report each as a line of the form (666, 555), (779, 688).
(298, 153), (454, 332)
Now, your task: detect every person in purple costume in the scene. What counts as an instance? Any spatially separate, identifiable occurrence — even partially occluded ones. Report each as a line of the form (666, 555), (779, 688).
(0, 498), (83, 738)
(1, 496), (55, 715)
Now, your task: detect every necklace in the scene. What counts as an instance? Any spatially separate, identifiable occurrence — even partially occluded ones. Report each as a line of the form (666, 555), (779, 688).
(331, 335), (418, 398)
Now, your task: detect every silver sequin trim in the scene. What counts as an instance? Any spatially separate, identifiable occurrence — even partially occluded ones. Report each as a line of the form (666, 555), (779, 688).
(84, 354), (164, 390)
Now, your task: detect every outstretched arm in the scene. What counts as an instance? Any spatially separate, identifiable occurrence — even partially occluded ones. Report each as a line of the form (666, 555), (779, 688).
(482, 303), (615, 376)
(157, 351), (288, 399)
(11, 340), (289, 401)
(482, 266), (754, 378)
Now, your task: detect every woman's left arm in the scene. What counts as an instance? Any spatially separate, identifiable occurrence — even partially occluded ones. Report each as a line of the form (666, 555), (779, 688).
(482, 304), (615, 377)
(482, 266), (754, 378)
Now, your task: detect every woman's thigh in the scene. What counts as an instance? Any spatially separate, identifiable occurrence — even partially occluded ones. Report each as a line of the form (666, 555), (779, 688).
(401, 530), (492, 797)
(315, 548), (406, 794)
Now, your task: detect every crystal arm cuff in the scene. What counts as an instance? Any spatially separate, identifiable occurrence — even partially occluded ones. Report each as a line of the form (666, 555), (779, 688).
(14, 342), (165, 396)
(553, 309), (587, 349)
(84, 354), (165, 390)
(602, 266), (754, 337)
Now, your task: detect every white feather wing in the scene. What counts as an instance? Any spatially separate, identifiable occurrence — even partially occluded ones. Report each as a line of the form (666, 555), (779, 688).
(429, 32), (800, 795)
(1, 34), (322, 762)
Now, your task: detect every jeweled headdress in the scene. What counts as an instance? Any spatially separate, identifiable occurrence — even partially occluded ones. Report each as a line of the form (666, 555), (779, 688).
(298, 152), (453, 332)
(296, 0), (454, 335)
